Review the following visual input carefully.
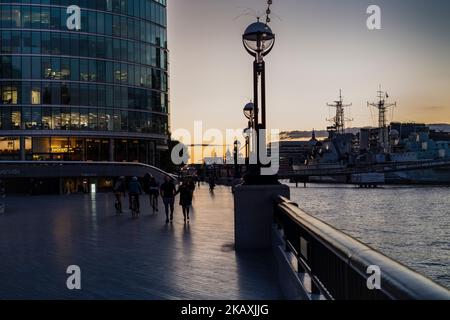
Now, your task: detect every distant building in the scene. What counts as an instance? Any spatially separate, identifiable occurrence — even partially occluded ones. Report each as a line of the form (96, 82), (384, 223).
(203, 157), (224, 166)
(271, 132), (319, 173)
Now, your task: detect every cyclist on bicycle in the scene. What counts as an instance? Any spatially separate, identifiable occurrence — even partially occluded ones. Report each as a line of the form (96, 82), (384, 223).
(113, 176), (126, 215)
(143, 173), (160, 214)
(149, 175), (160, 213)
(128, 176), (143, 216)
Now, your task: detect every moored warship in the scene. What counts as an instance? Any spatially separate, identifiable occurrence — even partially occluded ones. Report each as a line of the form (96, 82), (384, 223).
(293, 88), (450, 184)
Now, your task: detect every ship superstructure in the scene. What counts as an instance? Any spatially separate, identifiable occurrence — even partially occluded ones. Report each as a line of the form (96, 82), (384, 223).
(292, 88), (450, 184)
(367, 87), (397, 153)
(327, 90), (353, 137)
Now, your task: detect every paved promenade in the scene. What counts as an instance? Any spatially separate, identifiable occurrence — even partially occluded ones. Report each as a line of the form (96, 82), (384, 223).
(0, 186), (282, 299)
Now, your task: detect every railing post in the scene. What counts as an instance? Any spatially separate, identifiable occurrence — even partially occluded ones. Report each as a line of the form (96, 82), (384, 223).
(297, 259), (305, 273)
(284, 240), (290, 253)
(311, 278), (321, 295)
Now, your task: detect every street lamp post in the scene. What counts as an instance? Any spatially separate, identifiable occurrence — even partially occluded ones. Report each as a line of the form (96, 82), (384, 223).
(242, 19), (275, 180)
(235, 14), (290, 251)
(243, 102), (254, 167)
(233, 140), (241, 178)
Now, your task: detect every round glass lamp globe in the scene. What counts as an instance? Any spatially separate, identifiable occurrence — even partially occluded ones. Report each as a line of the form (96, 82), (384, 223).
(243, 22), (275, 55)
(243, 102), (255, 119)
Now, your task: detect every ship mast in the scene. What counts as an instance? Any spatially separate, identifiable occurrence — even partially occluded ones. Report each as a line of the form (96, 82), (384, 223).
(367, 86), (397, 152)
(327, 89), (353, 135)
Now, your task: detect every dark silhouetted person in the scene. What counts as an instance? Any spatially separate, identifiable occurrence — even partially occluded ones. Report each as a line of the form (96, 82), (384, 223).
(149, 176), (160, 213)
(160, 176), (176, 223)
(176, 180), (194, 223)
(209, 175), (216, 192)
(128, 177), (143, 215)
(113, 176), (126, 215)
(143, 173), (158, 213)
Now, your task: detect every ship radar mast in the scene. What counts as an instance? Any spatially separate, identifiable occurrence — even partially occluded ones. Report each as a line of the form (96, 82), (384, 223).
(367, 86), (397, 152)
(326, 89), (353, 135)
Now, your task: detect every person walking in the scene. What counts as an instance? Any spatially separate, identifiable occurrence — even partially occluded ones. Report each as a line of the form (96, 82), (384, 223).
(209, 174), (216, 193)
(160, 176), (177, 224)
(142, 173), (151, 194)
(188, 177), (196, 193)
(176, 180), (194, 223)
(195, 174), (201, 188)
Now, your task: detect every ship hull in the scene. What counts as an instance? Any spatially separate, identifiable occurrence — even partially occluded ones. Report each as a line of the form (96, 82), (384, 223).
(385, 166), (450, 185)
(291, 166), (450, 185)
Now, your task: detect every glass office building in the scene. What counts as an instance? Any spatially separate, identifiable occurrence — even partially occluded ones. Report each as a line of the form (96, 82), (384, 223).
(0, 0), (169, 166)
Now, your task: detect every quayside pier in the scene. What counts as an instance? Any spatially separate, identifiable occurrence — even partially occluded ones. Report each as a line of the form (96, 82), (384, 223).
(1, 182), (449, 299)
(0, 186), (281, 299)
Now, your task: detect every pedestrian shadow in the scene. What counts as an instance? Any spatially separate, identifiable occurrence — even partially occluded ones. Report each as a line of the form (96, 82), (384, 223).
(112, 214), (143, 225)
(145, 212), (160, 219)
(161, 223), (175, 233)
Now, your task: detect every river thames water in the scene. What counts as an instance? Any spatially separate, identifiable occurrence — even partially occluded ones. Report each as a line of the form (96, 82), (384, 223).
(288, 183), (450, 289)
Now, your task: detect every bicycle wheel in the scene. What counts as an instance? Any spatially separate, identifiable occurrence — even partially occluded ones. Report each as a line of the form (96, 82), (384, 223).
(132, 196), (139, 217)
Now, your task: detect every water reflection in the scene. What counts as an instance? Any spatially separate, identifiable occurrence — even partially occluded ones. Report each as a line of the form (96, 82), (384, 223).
(52, 207), (73, 259)
(89, 193), (98, 237)
(290, 184), (450, 288)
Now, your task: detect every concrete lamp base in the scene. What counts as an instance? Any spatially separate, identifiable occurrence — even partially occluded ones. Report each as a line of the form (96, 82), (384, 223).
(234, 184), (290, 251)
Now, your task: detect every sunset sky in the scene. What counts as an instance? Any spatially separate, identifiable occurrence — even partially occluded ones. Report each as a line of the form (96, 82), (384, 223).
(168, 0), (450, 136)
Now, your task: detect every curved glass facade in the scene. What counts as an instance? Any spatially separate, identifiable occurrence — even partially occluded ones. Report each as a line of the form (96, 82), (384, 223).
(0, 0), (169, 164)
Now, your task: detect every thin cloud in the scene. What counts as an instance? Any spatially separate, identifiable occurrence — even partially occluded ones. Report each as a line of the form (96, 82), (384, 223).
(423, 106), (446, 111)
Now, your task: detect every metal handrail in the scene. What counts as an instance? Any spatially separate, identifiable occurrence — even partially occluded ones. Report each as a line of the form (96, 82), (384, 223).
(273, 195), (450, 300)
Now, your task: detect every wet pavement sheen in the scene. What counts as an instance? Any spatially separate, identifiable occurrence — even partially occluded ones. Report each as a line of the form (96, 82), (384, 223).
(0, 186), (282, 299)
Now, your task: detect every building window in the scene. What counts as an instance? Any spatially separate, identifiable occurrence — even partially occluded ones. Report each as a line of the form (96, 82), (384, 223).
(32, 137), (50, 154)
(2, 86), (18, 104)
(61, 108), (71, 130)
(31, 87), (41, 105)
(70, 108), (80, 130)
(89, 109), (97, 130)
(42, 107), (52, 130)
(51, 137), (70, 155)
(11, 108), (21, 129)
(69, 138), (84, 161)
(80, 109), (88, 130)
(0, 137), (20, 160)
